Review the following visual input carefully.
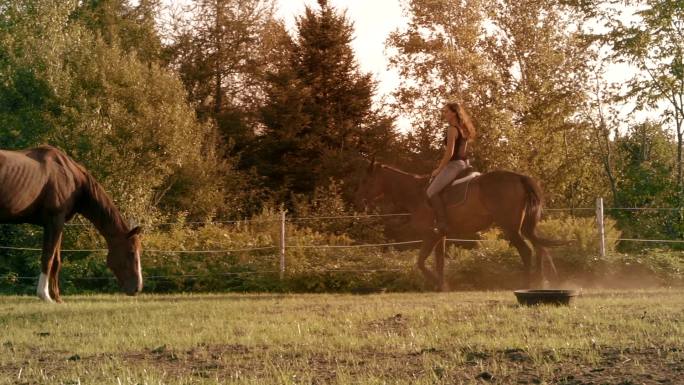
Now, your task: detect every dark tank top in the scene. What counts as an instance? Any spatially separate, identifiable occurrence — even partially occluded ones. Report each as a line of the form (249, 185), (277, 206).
(444, 128), (468, 161)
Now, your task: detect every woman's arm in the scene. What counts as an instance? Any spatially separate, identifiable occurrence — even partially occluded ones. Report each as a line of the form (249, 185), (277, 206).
(432, 125), (458, 176)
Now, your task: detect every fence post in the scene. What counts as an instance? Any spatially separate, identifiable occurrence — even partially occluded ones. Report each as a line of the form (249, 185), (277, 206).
(279, 210), (286, 280)
(596, 197), (606, 258)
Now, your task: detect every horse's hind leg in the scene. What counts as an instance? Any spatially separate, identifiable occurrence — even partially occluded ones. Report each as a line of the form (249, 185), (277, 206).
(505, 231), (537, 288)
(532, 244), (558, 287)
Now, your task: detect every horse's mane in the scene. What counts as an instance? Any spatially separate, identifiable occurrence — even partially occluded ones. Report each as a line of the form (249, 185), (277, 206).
(80, 171), (128, 235)
(35, 145), (128, 235)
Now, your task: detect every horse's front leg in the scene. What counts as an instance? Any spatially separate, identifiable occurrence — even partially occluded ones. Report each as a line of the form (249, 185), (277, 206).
(416, 232), (442, 290)
(38, 220), (64, 303)
(434, 236), (449, 291)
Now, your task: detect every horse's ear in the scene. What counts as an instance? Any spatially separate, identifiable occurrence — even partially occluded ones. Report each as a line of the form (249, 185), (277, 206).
(127, 226), (142, 238)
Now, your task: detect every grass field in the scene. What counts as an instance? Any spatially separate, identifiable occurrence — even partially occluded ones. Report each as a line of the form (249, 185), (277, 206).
(0, 289), (682, 384)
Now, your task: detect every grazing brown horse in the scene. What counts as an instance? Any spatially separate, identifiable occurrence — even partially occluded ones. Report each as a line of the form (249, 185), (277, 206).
(355, 161), (563, 290)
(0, 145), (142, 303)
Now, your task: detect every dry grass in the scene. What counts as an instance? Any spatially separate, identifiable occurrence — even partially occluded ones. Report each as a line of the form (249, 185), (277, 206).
(0, 289), (682, 384)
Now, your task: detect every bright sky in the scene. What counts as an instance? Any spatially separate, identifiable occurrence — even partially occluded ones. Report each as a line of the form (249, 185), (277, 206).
(275, 0), (408, 103)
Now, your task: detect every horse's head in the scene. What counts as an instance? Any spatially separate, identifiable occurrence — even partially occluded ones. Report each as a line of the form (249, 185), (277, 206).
(354, 160), (386, 211)
(107, 226), (143, 296)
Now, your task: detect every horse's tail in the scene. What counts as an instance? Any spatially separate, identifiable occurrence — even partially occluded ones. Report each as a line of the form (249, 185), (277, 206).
(519, 175), (565, 248)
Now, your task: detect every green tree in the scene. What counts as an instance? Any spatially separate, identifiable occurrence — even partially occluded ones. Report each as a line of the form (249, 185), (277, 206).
(72, 0), (163, 64)
(251, 0), (396, 202)
(613, 122), (679, 244)
(601, 0), (684, 201)
(0, 0), (257, 293)
(567, 0), (684, 245)
(0, 0), (236, 221)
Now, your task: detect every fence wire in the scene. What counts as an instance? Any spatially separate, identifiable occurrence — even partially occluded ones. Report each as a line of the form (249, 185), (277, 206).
(2, 206), (684, 284)
(2, 268), (405, 282)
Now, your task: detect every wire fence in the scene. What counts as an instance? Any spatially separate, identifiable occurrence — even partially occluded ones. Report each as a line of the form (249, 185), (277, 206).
(1, 201), (683, 284)
(3, 205), (684, 253)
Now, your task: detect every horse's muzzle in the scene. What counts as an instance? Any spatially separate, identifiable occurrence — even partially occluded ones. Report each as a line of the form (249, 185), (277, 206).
(123, 280), (143, 296)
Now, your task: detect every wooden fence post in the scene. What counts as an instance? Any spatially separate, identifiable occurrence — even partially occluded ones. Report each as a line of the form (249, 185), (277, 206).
(279, 210), (286, 280)
(596, 197), (606, 258)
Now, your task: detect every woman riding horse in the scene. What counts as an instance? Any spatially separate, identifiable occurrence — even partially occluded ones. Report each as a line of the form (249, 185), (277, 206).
(356, 100), (565, 289)
(426, 102), (476, 234)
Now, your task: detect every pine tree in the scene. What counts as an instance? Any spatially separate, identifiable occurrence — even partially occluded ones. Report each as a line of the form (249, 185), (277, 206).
(251, 0), (395, 200)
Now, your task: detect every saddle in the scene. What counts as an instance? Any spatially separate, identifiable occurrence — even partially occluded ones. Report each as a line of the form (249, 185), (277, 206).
(440, 166), (481, 207)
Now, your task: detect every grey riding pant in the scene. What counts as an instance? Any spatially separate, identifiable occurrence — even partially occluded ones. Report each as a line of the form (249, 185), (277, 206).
(426, 160), (467, 198)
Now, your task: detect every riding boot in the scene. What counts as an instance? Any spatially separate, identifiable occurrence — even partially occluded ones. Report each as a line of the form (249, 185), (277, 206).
(427, 193), (449, 235)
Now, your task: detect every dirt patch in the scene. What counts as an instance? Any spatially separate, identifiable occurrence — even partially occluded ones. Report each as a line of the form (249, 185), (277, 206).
(2, 344), (682, 384)
(486, 346), (684, 385)
(364, 313), (412, 336)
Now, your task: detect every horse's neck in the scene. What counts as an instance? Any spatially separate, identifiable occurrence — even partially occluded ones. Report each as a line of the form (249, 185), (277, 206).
(382, 168), (426, 212)
(77, 174), (128, 241)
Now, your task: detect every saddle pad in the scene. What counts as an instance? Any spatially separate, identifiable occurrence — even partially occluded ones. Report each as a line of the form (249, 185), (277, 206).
(442, 172), (481, 207)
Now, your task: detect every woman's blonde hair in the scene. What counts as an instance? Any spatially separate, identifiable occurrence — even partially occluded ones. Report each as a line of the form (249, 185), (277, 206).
(446, 102), (476, 139)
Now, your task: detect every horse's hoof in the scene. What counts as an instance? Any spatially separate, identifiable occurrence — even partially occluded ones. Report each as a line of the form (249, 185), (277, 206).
(38, 295), (55, 303)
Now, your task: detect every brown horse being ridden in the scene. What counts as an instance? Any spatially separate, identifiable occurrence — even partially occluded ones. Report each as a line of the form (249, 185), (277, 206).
(0, 145), (142, 303)
(355, 161), (564, 290)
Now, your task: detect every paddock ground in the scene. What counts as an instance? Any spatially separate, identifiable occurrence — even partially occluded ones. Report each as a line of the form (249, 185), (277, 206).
(0, 289), (682, 384)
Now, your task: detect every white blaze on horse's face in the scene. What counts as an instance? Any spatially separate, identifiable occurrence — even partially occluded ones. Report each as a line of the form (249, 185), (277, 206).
(135, 246), (142, 292)
(36, 273), (53, 303)
(107, 227), (143, 295)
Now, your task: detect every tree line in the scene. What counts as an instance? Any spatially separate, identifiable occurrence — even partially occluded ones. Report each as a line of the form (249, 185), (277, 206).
(1, 0), (683, 242)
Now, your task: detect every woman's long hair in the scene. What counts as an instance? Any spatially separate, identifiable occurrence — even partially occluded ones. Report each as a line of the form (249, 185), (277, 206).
(446, 102), (476, 140)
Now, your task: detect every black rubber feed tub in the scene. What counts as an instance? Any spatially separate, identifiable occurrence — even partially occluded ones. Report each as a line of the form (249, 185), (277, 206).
(514, 289), (579, 306)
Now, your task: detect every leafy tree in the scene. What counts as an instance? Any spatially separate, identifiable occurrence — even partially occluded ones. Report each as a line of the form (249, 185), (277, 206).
(613, 122), (679, 244)
(602, 0), (684, 201)
(0, 0), (262, 293)
(0, 0), (236, 221)
(0, 0), (63, 149)
(72, 0), (163, 64)
(577, 57), (624, 206)
(567, 0), (684, 244)
(0, 65), (56, 149)
(163, 0), (279, 151)
(616, 122), (676, 206)
(387, 0), (602, 206)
